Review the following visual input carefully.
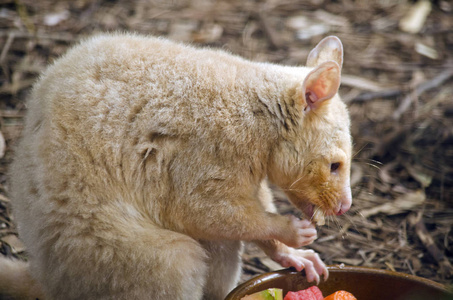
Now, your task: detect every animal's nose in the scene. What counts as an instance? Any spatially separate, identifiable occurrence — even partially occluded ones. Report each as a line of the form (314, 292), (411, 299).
(336, 186), (352, 215)
(336, 203), (350, 215)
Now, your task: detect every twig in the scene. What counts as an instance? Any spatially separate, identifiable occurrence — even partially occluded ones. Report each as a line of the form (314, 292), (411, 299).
(0, 30), (76, 42)
(0, 32), (15, 83)
(14, 0), (35, 34)
(341, 74), (392, 92)
(351, 88), (403, 102)
(0, 32), (15, 64)
(393, 68), (453, 120)
(350, 67), (453, 110)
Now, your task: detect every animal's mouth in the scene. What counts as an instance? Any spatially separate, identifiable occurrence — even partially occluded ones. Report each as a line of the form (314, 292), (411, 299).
(301, 204), (315, 220)
(302, 201), (350, 226)
(287, 190), (349, 225)
(286, 192), (329, 224)
(301, 204), (326, 226)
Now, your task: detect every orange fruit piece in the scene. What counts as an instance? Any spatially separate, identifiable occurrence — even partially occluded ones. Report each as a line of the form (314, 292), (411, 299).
(323, 290), (357, 300)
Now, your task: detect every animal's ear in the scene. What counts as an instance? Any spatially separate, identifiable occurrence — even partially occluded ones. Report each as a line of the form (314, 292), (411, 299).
(307, 36), (343, 69)
(301, 61), (341, 112)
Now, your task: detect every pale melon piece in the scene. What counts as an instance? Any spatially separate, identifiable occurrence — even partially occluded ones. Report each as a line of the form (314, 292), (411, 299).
(313, 209), (325, 226)
(240, 288), (283, 300)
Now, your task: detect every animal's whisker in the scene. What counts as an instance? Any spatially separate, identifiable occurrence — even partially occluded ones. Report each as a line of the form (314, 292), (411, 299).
(353, 157), (383, 166)
(363, 162), (382, 170)
(352, 142), (369, 158)
(366, 159), (383, 165)
(343, 212), (359, 233)
(289, 175), (304, 189)
(332, 215), (343, 231)
(281, 188), (304, 194)
(310, 207), (318, 222)
(353, 157), (380, 163)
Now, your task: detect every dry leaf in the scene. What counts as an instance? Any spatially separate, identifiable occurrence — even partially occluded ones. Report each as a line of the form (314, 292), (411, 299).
(168, 21), (199, 42)
(341, 75), (391, 92)
(404, 164), (433, 188)
(415, 43), (439, 60)
(399, 0), (432, 34)
(44, 10), (70, 26)
(286, 15), (330, 40)
(360, 191), (426, 218)
(192, 24), (223, 43)
(259, 257), (282, 271)
(296, 23), (330, 40)
(0, 193), (10, 203)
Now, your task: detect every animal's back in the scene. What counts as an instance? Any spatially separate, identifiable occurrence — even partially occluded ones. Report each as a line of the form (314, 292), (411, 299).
(8, 34), (280, 299)
(12, 33), (262, 226)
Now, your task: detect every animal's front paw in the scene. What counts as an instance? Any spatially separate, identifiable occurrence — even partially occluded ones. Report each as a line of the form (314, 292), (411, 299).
(271, 247), (328, 284)
(283, 216), (317, 248)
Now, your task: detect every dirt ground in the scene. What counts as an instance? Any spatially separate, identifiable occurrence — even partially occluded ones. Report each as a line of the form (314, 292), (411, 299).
(0, 0), (452, 290)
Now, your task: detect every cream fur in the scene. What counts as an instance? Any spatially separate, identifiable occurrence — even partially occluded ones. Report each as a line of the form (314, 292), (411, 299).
(4, 33), (352, 299)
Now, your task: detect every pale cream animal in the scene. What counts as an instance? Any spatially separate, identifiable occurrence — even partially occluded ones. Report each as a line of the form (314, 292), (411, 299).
(0, 33), (352, 300)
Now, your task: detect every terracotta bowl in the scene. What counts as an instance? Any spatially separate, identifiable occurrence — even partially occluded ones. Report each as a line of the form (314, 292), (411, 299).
(226, 266), (453, 300)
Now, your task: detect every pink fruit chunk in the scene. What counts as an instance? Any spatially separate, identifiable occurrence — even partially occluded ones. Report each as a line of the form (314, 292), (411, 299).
(283, 286), (324, 300)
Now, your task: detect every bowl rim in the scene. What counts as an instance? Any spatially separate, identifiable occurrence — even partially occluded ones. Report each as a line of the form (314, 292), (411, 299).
(226, 265), (451, 299)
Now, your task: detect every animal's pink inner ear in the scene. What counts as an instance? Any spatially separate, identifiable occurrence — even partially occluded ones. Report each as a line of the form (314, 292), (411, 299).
(302, 61), (341, 112)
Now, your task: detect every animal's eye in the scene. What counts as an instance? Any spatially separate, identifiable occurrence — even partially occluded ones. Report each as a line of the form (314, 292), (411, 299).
(330, 162), (341, 173)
